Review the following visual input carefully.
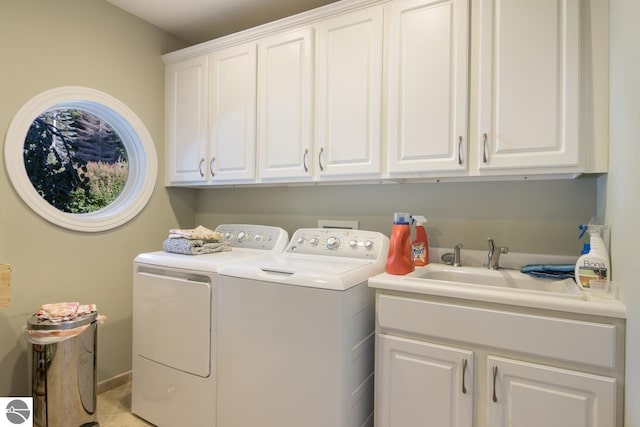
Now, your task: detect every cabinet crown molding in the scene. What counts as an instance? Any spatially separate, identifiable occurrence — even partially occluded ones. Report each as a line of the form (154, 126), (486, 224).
(162, 0), (387, 63)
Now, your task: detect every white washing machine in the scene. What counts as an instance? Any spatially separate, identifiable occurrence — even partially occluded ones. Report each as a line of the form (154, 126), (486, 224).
(217, 228), (390, 427)
(132, 224), (288, 427)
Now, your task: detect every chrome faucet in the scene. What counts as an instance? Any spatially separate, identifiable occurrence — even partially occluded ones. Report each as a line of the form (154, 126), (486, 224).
(487, 237), (508, 270)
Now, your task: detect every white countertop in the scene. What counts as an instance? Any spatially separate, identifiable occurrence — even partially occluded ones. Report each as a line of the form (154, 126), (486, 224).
(369, 248), (627, 319)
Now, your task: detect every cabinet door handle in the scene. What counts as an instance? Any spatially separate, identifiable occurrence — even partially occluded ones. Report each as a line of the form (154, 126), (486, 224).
(492, 365), (498, 402)
(210, 157), (215, 177)
(319, 147), (325, 172)
(199, 158), (205, 177)
(482, 133), (489, 164)
(461, 358), (468, 394)
(303, 149), (309, 172)
(458, 136), (464, 165)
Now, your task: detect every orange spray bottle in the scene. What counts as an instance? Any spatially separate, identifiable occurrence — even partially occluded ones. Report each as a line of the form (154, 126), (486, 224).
(411, 216), (429, 266)
(385, 213), (415, 275)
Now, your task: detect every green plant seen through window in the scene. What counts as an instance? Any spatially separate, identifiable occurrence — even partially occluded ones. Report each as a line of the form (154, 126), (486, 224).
(23, 109), (129, 213)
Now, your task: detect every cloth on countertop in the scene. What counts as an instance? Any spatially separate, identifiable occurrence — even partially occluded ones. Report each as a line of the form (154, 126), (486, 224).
(520, 264), (575, 280)
(163, 238), (231, 255)
(36, 302), (98, 323)
(168, 225), (222, 242)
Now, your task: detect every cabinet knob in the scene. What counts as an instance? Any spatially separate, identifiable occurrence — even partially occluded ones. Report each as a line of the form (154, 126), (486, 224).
(458, 136), (464, 166)
(210, 157), (215, 177)
(199, 158), (205, 177)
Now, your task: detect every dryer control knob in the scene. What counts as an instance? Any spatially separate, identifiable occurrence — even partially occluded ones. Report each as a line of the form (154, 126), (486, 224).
(364, 240), (374, 250)
(326, 237), (340, 250)
(254, 233), (263, 242)
(296, 237), (306, 245)
(237, 231), (246, 242)
(309, 237), (319, 246)
(224, 232), (233, 240)
(349, 239), (358, 248)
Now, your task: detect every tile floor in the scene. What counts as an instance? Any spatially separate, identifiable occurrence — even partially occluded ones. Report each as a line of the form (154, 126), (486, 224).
(97, 381), (154, 426)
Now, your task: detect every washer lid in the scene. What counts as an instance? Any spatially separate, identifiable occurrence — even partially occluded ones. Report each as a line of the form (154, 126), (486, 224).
(220, 255), (386, 291)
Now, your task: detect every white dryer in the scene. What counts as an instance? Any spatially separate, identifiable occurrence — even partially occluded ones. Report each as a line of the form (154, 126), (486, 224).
(132, 224), (288, 427)
(217, 228), (390, 427)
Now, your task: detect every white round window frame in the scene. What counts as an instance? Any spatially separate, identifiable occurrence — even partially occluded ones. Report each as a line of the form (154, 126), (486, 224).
(4, 86), (157, 232)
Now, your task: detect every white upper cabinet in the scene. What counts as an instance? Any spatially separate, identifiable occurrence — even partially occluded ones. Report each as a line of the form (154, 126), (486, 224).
(476, 0), (580, 172)
(208, 43), (257, 183)
(316, 6), (384, 179)
(257, 28), (315, 181)
(165, 56), (208, 185)
(387, 0), (470, 175)
(163, 0), (607, 186)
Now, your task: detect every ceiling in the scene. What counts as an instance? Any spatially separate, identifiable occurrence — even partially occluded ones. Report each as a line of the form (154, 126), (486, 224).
(106, 0), (340, 45)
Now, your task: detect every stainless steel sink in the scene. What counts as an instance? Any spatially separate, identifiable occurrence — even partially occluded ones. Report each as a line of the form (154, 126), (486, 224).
(407, 264), (584, 300)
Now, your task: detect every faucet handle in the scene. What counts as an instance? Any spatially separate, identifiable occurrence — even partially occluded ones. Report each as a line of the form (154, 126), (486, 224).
(453, 243), (463, 267)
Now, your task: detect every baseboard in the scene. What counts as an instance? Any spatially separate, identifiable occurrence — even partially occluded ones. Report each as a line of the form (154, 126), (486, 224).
(97, 371), (132, 394)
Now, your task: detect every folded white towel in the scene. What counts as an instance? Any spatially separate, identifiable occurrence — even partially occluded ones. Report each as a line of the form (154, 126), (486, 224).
(168, 225), (222, 242)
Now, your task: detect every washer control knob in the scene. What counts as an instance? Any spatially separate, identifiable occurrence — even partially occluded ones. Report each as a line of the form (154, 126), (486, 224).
(349, 239), (358, 248)
(224, 232), (233, 240)
(309, 237), (319, 246)
(296, 237), (306, 245)
(237, 231), (246, 242)
(326, 237), (340, 250)
(364, 240), (374, 250)
(254, 233), (263, 242)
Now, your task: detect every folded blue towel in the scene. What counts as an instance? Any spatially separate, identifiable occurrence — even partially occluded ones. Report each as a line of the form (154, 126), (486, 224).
(520, 264), (575, 280)
(162, 238), (231, 255)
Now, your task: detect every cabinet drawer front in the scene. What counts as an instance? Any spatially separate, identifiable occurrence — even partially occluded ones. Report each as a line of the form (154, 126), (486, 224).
(377, 294), (617, 369)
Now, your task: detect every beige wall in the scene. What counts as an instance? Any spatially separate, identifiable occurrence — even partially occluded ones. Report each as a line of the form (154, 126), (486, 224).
(195, 178), (599, 255)
(609, 1), (640, 425)
(0, 0), (194, 395)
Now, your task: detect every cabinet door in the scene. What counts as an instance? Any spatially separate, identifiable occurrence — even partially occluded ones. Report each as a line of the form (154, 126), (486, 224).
(487, 356), (616, 427)
(316, 7), (383, 179)
(257, 28), (314, 181)
(377, 334), (473, 427)
(165, 56), (208, 184)
(477, 0), (580, 171)
(209, 43), (257, 183)
(387, 0), (469, 174)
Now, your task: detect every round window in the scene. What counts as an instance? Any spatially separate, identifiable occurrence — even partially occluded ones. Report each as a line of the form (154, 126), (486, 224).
(4, 87), (157, 232)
